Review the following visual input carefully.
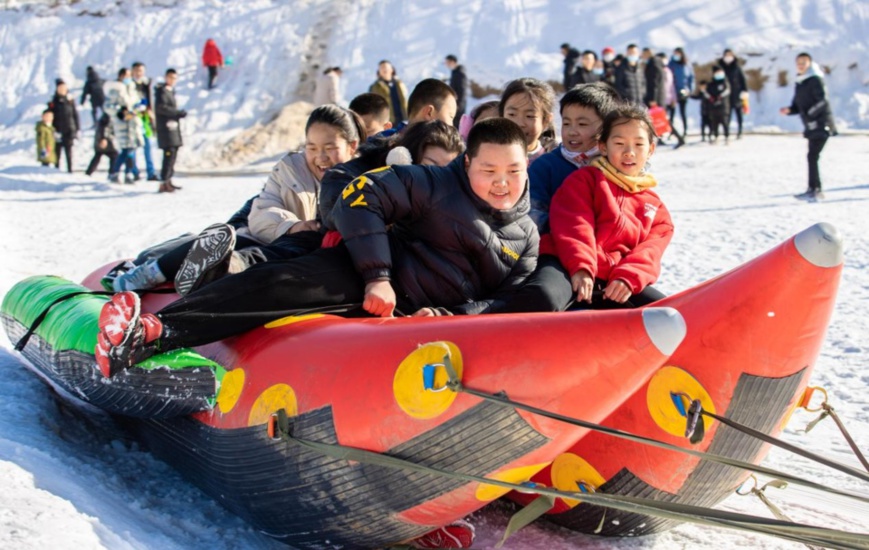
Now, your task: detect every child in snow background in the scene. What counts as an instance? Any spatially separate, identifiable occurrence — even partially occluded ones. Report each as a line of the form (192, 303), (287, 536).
(545, 103), (673, 310)
(499, 77), (557, 164)
(35, 109), (56, 167)
(202, 38), (224, 90)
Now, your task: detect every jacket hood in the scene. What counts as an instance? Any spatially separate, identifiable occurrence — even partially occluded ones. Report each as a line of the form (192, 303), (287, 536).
(795, 62), (824, 84)
(452, 155), (530, 225)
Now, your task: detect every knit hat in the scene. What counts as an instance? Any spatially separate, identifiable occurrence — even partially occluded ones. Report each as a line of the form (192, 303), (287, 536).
(602, 46), (615, 55)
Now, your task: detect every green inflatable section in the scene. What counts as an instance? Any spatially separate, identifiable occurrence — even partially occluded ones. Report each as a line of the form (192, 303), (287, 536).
(2, 276), (227, 383)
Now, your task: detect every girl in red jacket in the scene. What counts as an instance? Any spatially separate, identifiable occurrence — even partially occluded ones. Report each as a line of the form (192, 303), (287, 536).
(550, 102), (673, 308)
(202, 38), (223, 89)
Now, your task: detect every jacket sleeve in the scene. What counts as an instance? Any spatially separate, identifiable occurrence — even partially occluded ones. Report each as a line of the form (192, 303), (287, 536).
(248, 162), (306, 242)
(549, 169), (598, 278)
(608, 200), (674, 293)
(804, 78), (829, 121)
(334, 166), (434, 282)
(448, 225), (540, 315)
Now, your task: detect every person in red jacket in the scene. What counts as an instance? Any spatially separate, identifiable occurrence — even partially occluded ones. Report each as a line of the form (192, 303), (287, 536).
(550, 102), (673, 308)
(202, 38), (224, 89)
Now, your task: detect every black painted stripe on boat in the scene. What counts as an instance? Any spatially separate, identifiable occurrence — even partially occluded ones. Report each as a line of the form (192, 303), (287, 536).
(3, 315), (215, 418)
(549, 368), (806, 536)
(131, 399), (550, 548)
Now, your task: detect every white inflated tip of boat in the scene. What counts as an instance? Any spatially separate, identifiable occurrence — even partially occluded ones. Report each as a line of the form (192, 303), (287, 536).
(793, 222), (844, 268)
(642, 307), (687, 356)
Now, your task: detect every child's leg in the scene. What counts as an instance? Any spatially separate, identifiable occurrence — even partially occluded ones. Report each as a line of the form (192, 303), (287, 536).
(155, 245), (365, 349)
(497, 255), (574, 313)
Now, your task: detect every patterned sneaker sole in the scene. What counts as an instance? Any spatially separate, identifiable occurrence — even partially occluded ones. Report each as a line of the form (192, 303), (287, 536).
(174, 223), (236, 296)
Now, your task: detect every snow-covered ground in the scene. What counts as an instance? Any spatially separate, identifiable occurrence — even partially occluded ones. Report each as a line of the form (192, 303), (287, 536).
(1, 133), (867, 549)
(1, 0), (867, 170)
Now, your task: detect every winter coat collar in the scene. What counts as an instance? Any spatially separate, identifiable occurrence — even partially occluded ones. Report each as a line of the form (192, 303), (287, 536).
(795, 62), (824, 84)
(453, 155), (531, 225)
(592, 157), (657, 193)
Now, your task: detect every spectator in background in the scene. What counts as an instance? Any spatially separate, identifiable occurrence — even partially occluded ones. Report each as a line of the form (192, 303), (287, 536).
(444, 54), (467, 127)
(667, 47), (693, 137)
(348, 92), (393, 136)
(780, 52), (837, 201)
(560, 43), (581, 91)
(719, 48), (747, 139)
(642, 47), (665, 108)
(202, 38), (224, 90)
(104, 67), (144, 184)
(615, 44), (645, 105)
(35, 109), (56, 167)
(81, 66), (105, 127)
(601, 46), (617, 85)
(48, 78), (80, 173)
(132, 62), (159, 181)
(369, 60), (408, 125)
(705, 66), (731, 144)
(314, 66), (343, 106)
(85, 112), (118, 176)
(155, 68), (188, 193)
(572, 50), (602, 86)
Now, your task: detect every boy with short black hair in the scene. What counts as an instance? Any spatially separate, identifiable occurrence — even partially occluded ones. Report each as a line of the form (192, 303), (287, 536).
(348, 92), (392, 136)
(528, 81), (620, 233)
(406, 78), (458, 127)
(95, 118), (539, 375)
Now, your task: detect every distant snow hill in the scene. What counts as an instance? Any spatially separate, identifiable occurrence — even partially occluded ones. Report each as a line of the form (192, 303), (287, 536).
(1, 0), (866, 168)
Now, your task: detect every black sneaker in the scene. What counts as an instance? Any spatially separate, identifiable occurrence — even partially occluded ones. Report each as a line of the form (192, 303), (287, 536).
(174, 223), (237, 296)
(147, 174), (160, 181)
(794, 189), (819, 201)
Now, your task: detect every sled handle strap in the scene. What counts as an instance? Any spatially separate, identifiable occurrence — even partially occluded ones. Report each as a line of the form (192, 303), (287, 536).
(436, 357), (869, 495)
(270, 409), (869, 550)
(14, 290), (112, 352)
(821, 404), (869, 474)
(736, 476), (825, 550)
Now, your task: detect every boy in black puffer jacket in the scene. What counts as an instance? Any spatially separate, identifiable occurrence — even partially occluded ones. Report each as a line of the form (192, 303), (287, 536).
(95, 118), (539, 375)
(85, 112), (118, 176)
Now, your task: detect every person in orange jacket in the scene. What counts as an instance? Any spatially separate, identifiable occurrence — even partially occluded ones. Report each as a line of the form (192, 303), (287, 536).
(202, 38), (224, 89)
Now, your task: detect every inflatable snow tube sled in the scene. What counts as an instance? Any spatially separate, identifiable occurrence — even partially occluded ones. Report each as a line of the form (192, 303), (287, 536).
(508, 222), (844, 536)
(1, 272), (686, 548)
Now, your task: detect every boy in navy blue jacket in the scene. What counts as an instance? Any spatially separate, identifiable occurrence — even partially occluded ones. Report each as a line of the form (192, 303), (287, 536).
(95, 118), (539, 375)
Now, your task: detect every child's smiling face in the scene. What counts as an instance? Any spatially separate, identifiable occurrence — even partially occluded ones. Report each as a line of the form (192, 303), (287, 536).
(561, 104), (602, 154)
(599, 118), (655, 177)
(465, 142), (528, 210)
(502, 92), (549, 152)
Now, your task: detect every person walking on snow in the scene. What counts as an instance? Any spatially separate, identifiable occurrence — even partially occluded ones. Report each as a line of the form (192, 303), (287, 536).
(48, 79), (80, 173)
(155, 68), (188, 193)
(369, 60), (408, 125)
(81, 66), (106, 127)
(132, 62), (159, 181)
(202, 38), (224, 90)
(104, 68), (144, 183)
(719, 48), (748, 139)
(444, 54), (468, 128)
(780, 52), (837, 202)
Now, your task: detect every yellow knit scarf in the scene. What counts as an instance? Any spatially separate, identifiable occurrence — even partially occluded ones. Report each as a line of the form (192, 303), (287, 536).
(592, 157), (657, 193)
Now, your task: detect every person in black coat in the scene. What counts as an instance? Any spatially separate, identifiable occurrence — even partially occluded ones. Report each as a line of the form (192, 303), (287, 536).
(444, 54), (468, 128)
(561, 43), (581, 91)
(80, 66), (105, 126)
(96, 118), (540, 374)
(615, 44), (646, 105)
(720, 48), (748, 138)
(154, 68), (187, 193)
(780, 52), (837, 200)
(48, 79), (80, 173)
(642, 47), (666, 108)
(705, 66), (731, 143)
(85, 112), (118, 176)
(571, 50), (602, 87)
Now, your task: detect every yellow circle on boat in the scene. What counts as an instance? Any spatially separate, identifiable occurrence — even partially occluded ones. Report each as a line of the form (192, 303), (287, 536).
(248, 383), (298, 426)
(475, 462), (551, 502)
(216, 368), (245, 414)
(646, 365), (716, 438)
(551, 453), (607, 508)
(393, 341), (462, 420)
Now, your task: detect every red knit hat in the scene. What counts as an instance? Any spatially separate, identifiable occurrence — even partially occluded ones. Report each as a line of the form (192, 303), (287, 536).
(602, 46), (615, 55)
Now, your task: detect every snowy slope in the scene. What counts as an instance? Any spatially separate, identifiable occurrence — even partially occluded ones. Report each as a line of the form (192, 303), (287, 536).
(0, 0), (867, 170)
